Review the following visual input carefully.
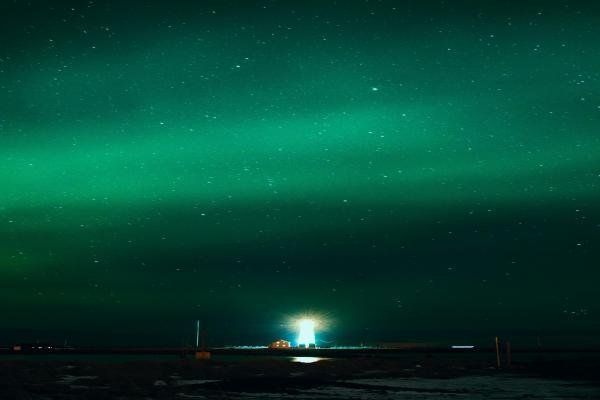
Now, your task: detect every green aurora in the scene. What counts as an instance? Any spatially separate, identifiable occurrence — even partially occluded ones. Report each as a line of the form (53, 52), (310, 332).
(0, 1), (599, 346)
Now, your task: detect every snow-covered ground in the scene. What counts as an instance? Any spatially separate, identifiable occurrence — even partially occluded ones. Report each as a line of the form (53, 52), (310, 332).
(208, 375), (599, 399)
(57, 374), (98, 384)
(57, 374), (110, 390)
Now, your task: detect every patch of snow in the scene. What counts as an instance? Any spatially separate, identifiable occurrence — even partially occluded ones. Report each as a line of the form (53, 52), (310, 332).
(69, 384), (110, 390)
(343, 376), (599, 399)
(154, 379), (168, 386)
(231, 376), (600, 399)
(57, 375), (98, 384)
(235, 393), (302, 399)
(359, 369), (387, 375)
(175, 379), (221, 386)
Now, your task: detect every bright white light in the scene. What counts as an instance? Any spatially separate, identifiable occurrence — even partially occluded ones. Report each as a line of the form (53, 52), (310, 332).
(451, 345), (475, 349)
(297, 318), (316, 348)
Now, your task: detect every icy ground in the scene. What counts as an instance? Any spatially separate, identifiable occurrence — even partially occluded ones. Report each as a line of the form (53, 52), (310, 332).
(199, 375), (599, 400)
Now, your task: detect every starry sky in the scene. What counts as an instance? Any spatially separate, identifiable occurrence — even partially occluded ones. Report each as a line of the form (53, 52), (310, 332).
(1, 0), (599, 347)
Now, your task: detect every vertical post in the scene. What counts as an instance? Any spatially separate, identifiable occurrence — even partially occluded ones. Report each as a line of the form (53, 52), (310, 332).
(495, 336), (501, 369)
(196, 320), (200, 349)
(506, 341), (511, 368)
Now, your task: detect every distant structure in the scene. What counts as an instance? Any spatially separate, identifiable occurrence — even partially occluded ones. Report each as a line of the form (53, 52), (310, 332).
(269, 339), (291, 349)
(12, 343), (54, 353)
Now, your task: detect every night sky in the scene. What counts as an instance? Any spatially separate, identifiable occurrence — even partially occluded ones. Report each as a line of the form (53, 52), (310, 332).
(1, 0), (599, 347)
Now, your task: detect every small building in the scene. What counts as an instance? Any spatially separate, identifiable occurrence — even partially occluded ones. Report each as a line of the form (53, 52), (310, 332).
(269, 339), (290, 349)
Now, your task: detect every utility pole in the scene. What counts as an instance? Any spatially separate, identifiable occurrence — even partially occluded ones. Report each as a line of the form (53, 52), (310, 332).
(495, 336), (501, 369)
(196, 320), (200, 349)
(194, 320), (211, 360)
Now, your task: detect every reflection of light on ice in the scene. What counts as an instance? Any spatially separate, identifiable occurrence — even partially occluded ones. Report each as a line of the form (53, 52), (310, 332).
(292, 356), (322, 363)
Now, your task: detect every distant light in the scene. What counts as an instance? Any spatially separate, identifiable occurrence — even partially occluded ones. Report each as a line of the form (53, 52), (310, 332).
(451, 345), (475, 349)
(297, 319), (316, 348)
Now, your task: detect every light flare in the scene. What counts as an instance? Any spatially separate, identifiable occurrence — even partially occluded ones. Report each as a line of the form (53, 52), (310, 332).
(297, 318), (316, 348)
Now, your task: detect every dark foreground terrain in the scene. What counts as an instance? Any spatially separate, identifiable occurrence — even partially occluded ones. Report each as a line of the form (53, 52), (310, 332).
(1, 353), (599, 399)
